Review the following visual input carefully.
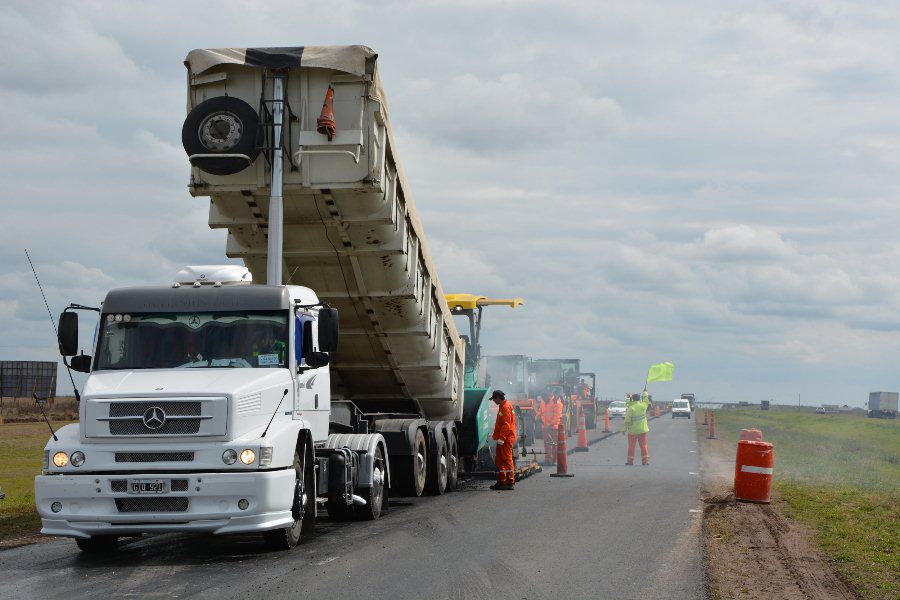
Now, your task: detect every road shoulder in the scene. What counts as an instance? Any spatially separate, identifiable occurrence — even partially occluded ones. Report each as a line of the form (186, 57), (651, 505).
(696, 421), (860, 600)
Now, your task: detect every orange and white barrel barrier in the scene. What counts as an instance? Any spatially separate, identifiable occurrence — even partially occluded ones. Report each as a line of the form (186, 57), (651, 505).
(734, 440), (774, 503)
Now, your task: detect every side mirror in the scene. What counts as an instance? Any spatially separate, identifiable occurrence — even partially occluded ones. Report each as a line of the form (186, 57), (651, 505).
(58, 312), (79, 356)
(318, 308), (339, 353)
(305, 351), (330, 369)
(70, 354), (92, 373)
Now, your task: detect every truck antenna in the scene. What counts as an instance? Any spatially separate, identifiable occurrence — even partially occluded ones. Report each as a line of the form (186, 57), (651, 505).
(262, 389), (290, 437)
(25, 248), (80, 402)
(33, 393), (58, 442)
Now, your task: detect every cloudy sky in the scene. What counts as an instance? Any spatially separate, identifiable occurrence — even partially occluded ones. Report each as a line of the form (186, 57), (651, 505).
(2, 0), (899, 406)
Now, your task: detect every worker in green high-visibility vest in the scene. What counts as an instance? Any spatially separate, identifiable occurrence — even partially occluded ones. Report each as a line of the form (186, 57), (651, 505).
(622, 391), (651, 465)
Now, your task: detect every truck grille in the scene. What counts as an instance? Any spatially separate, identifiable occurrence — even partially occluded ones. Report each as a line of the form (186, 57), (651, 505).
(110, 479), (189, 493)
(115, 498), (189, 513)
(114, 452), (194, 463)
(107, 401), (203, 435)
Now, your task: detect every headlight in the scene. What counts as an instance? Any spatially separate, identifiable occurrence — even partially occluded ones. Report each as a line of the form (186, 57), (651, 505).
(52, 452), (69, 468)
(70, 451), (85, 467)
(222, 449), (237, 465)
(239, 449), (256, 465)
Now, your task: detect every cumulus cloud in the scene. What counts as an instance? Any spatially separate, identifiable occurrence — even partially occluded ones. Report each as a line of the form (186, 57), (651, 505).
(398, 72), (625, 152)
(3, 1), (900, 406)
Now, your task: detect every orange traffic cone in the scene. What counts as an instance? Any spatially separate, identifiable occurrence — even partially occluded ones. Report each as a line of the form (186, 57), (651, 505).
(603, 408), (611, 433)
(654, 405), (660, 417)
(575, 411), (589, 452)
(707, 411), (717, 439)
(550, 421), (574, 477)
(316, 85), (337, 140)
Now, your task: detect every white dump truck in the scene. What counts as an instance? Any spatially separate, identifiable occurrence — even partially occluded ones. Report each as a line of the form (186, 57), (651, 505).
(35, 45), (492, 552)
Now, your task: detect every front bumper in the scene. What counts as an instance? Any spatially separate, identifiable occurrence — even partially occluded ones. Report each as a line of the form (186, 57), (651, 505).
(35, 469), (295, 539)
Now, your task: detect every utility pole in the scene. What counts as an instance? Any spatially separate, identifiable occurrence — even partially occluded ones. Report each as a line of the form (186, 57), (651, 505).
(798, 392), (801, 408)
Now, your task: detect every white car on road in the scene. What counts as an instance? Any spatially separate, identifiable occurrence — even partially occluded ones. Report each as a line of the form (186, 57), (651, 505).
(607, 400), (627, 418)
(671, 399), (692, 418)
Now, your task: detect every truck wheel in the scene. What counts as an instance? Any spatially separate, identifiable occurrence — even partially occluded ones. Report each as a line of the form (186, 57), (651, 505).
(356, 445), (386, 520)
(182, 96), (261, 175)
(264, 445), (314, 550)
(445, 430), (459, 493)
(75, 535), (118, 554)
(426, 432), (448, 496)
(396, 428), (428, 496)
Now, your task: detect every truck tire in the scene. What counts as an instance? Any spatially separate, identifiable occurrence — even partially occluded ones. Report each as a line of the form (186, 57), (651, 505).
(426, 431), (449, 496)
(396, 428), (428, 497)
(75, 535), (118, 554)
(445, 429), (459, 493)
(264, 444), (314, 550)
(356, 445), (386, 520)
(182, 96), (261, 175)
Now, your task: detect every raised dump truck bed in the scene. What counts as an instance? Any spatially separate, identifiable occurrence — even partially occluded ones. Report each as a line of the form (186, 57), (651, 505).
(184, 46), (464, 421)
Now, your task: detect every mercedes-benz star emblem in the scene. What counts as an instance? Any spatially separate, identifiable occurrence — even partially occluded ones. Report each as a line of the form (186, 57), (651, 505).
(142, 406), (167, 430)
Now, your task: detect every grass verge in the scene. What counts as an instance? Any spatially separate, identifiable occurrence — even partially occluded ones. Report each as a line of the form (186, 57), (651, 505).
(0, 422), (72, 543)
(709, 408), (899, 600)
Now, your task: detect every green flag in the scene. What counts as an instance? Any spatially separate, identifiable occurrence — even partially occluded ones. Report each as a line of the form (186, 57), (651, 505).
(646, 362), (675, 383)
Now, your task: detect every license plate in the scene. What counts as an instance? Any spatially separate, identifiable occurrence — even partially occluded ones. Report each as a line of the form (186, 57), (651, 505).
(128, 479), (169, 494)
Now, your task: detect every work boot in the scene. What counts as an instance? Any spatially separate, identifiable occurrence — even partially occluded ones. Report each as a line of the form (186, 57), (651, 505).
(489, 483), (502, 490)
(625, 462), (633, 466)
(499, 484), (515, 490)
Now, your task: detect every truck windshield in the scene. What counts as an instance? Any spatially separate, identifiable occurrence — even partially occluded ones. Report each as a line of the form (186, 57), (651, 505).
(95, 311), (289, 370)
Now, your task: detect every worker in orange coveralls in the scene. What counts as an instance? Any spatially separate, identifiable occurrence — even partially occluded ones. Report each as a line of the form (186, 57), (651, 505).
(490, 390), (517, 490)
(537, 393), (563, 466)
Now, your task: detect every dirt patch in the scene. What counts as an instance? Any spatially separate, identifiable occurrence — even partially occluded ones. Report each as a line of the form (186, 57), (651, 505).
(0, 533), (50, 551)
(698, 425), (860, 600)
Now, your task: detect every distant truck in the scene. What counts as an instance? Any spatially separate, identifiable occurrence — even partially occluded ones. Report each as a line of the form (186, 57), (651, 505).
(680, 393), (695, 411)
(867, 392), (898, 419)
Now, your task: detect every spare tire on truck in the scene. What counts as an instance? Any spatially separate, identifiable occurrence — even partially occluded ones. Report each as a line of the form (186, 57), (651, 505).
(182, 96), (261, 175)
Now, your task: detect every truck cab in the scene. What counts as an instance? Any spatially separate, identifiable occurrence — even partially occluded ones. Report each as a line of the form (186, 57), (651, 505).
(36, 266), (390, 552)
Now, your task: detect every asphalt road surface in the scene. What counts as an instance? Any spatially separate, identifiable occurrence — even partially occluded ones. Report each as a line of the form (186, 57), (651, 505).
(1, 415), (704, 600)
